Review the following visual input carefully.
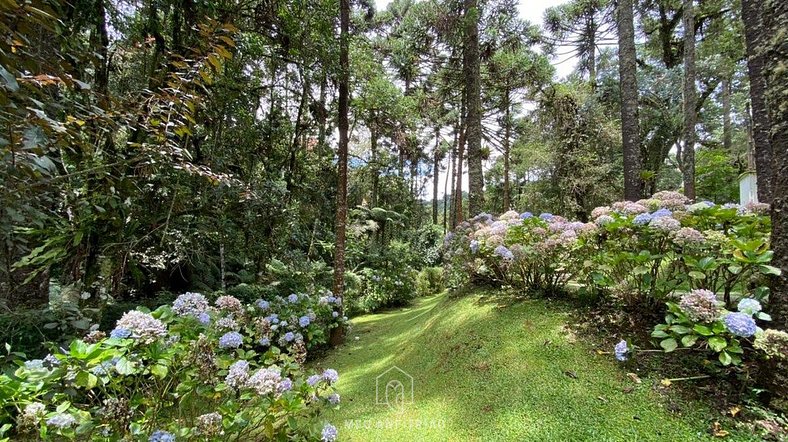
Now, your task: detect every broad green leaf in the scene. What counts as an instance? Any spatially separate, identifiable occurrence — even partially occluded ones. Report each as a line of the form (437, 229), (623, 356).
(660, 338), (678, 352)
(150, 364), (168, 379)
(708, 336), (727, 352)
(718, 351), (732, 366)
(693, 325), (713, 336)
(681, 335), (698, 347)
(759, 265), (782, 276)
(114, 358), (135, 375)
(756, 312), (771, 321)
(651, 330), (670, 338)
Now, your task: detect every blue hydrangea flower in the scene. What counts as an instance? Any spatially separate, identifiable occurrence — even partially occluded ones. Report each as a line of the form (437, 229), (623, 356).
(328, 393), (341, 404)
(219, 331), (244, 349)
(149, 430), (176, 442)
(633, 213), (653, 225)
(332, 311), (339, 318)
(43, 354), (60, 367)
(651, 208), (672, 219)
(520, 212), (533, 219)
(280, 321), (289, 328)
(110, 327), (132, 339)
(470, 240), (480, 254)
(614, 340), (629, 361)
(92, 360), (116, 376)
(197, 312), (211, 325)
(327, 295), (338, 304)
(288, 294), (299, 303)
(278, 378), (293, 392)
(260, 337), (270, 346)
(24, 359), (44, 370)
(307, 374), (321, 386)
(494, 245), (514, 261)
(321, 423), (338, 442)
(299, 316), (311, 327)
(46, 413), (76, 428)
(322, 368), (339, 384)
(724, 312), (757, 337)
(737, 298), (762, 315)
(284, 332), (295, 342)
(266, 314), (280, 324)
(539, 213), (554, 221)
(257, 299), (270, 310)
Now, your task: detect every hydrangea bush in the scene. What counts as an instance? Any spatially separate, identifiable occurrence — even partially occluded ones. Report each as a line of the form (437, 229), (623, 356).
(0, 292), (344, 441)
(443, 192), (784, 368)
(444, 193), (776, 308)
(650, 290), (773, 365)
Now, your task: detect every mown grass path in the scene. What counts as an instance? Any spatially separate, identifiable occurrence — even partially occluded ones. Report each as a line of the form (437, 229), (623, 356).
(315, 291), (757, 441)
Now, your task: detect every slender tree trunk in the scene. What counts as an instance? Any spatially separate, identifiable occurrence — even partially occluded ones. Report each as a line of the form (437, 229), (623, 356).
(331, 0), (350, 345)
(587, 11), (597, 90)
(318, 69), (328, 151)
(742, 0), (773, 203)
(93, 0), (110, 108)
(617, 0), (643, 201)
(763, 0), (788, 331)
(464, 0), (484, 216)
(370, 124), (379, 207)
(455, 101), (466, 225)
(722, 76), (732, 151)
(444, 129), (455, 233)
(502, 88), (512, 211)
(681, 0), (697, 200)
(433, 126), (441, 224)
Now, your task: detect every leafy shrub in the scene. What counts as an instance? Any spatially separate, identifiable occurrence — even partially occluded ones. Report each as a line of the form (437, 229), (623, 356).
(444, 195), (775, 309)
(416, 267), (445, 297)
(0, 292), (344, 441)
(225, 283), (272, 304)
(651, 291), (772, 365)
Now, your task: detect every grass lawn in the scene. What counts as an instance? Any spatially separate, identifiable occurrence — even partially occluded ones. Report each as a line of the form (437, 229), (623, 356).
(314, 290), (758, 441)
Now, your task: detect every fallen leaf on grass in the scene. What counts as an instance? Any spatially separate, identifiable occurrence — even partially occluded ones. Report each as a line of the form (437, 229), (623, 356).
(622, 386), (635, 394)
(728, 406), (740, 417)
(563, 370), (578, 379)
(711, 421), (729, 437)
(596, 396), (608, 403)
(660, 379), (672, 387)
(627, 373), (642, 384)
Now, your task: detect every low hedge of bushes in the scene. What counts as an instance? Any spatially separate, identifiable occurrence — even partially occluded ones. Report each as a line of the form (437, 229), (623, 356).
(0, 291), (345, 441)
(444, 192), (786, 369)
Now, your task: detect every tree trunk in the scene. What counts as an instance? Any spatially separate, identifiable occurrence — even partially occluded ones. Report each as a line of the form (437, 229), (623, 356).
(93, 0), (110, 108)
(463, 0), (484, 216)
(681, 0), (697, 200)
(455, 103), (466, 225)
(617, 0), (643, 201)
(587, 10), (597, 89)
(502, 88), (511, 211)
(763, 0), (788, 331)
(722, 76), (732, 151)
(444, 128), (455, 232)
(370, 123), (379, 207)
(331, 0), (350, 346)
(433, 126), (441, 224)
(742, 0), (773, 203)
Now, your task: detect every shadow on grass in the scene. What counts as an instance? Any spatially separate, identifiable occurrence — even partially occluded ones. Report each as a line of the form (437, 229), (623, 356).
(315, 292), (735, 442)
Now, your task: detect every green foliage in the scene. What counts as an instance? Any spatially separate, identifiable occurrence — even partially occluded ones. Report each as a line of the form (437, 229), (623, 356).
(0, 293), (343, 440)
(415, 266), (445, 297)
